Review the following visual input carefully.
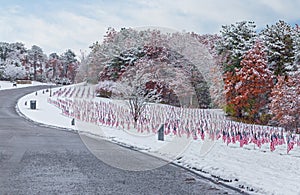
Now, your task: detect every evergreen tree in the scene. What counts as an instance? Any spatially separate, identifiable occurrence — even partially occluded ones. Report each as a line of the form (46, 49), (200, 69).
(0, 42), (10, 65)
(292, 24), (300, 73)
(60, 49), (78, 83)
(28, 45), (47, 81)
(48, 53), (61, 81)
(216, 21), (257, 73)
(260, 20), (294, 76)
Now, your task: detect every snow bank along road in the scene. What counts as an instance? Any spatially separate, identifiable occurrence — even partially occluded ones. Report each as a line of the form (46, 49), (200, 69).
(0, 86), (241, 194)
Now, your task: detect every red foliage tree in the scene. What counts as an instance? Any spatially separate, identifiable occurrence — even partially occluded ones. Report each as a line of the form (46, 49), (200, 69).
(225, 41), (274, 122)
(269, 73), (300, 131)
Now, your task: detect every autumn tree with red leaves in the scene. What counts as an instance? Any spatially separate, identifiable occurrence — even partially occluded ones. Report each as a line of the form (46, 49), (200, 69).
(225, 41), (274, 123)
(269, 73), (300, 131)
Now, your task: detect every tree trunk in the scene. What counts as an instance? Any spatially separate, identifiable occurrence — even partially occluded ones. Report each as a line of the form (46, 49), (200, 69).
(33, 62), (37, 81)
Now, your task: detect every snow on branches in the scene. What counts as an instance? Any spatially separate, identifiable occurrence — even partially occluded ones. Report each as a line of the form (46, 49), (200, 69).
(225, 41), (274, 122)
(3, 63), (27, 81)
(216, 21), (257, 72)
(270, 73), (300, 132)
(0, 41), (78, 83)
(260, 20), (294, 76)
(292, 24), (300, 72)
(0, 42), (28, 80)
(219, 20), (300, 125)
(86, 28), (222, 108)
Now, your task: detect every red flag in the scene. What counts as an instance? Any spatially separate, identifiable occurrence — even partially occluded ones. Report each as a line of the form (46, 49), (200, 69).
(227, 133), (231, 145)
(270, 141), (275, 152)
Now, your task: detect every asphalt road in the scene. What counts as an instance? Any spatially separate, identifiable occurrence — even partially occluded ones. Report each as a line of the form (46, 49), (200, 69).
(0, 86), (241, 195)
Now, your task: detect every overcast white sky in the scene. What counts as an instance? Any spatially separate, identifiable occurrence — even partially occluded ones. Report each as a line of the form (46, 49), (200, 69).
(1, 0), (300, 56)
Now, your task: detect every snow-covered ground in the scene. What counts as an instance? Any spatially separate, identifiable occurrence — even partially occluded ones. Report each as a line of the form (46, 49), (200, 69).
(17, 85), (300, 195)
(0, 80), (48, 90)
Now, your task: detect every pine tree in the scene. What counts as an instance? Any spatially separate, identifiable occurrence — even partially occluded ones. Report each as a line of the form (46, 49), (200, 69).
(48, 53), (61, 81)
(260, 20), (294, 76)
(0, 42), (10, 64)
(216, 21), (257, 73)
(60, 49), (78, 83)
(292, 24), (300, 73)
(28, 45), (47, 81)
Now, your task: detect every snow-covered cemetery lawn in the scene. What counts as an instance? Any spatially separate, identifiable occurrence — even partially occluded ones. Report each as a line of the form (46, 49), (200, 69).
(0, 80), (48, 91)
(17, 83), (300, 195)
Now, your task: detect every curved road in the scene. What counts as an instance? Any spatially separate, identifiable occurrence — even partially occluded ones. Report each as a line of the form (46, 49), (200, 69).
(0, 86), (241, 194)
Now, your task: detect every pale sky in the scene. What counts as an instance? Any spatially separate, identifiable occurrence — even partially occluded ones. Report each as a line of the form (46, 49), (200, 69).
(1, 0), (300, 56)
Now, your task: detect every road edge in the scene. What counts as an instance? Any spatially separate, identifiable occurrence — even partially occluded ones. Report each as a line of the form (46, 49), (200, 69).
(15, 92), (248, 195)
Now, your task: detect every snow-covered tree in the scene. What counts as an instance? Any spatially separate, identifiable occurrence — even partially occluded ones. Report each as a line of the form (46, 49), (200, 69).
(216, 21), (257, 72)
(260, 20), (294, 76)
(120, 49), (194, 107)
(0, 42), (28, 80)
(79, 28), (223, 108)
(92, 29), (185, 104)
(168, 32), (221, 107)
(6, 42), (27, 65)
(126, 80), (161, 128)
(47, 52), (61, 81)
(0, 42), (10, 64)
(85, 43), (107, 83)
(28, 45), (47, 81)
(225, 41), (274, 122)
(96, 80), (125, 97)
(269, 73), (300, 131)
(96, 74), (162, 128)
(75, 50), (90, 83)
(116, 73), (163, 127)
(99, 47), (145, 82)
(77, 27), (169, 84)
(60, 49), (78, 83)
(193, 33), (221, 58)
(292, 24), (300, 72)
(3, 63), (26, 81)
(0, 42), (81, 82)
